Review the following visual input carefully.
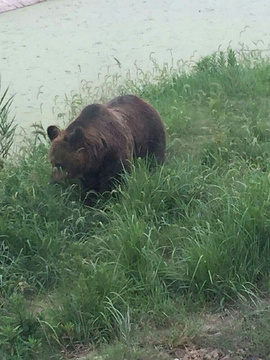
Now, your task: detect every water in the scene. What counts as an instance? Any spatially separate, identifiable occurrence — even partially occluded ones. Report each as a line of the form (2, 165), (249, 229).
(0, 0), (269, 133)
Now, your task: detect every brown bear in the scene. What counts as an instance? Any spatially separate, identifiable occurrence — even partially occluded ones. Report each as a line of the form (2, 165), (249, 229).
(47, 94), (166, 194)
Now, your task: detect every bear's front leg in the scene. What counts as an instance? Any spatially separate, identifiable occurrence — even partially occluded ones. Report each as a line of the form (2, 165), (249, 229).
(99, 151), (131, 193)
(82, 171), (101, 193)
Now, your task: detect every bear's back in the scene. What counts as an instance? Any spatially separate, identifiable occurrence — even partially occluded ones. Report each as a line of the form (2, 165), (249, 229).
(106, 95), (166, 162)
(67, 104), (111, 132)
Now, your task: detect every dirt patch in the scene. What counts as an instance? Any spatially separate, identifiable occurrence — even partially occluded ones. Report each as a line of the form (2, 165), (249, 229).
(68, 303), (269, 360)
(174, 346), (236, 359)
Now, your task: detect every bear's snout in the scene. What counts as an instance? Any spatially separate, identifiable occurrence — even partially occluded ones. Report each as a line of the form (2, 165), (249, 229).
(50, 166), (68, 184)
(49, 177), (59, 185)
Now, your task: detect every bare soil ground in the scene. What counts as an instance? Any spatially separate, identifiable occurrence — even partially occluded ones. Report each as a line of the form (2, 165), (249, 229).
(69, 301), (270, 360)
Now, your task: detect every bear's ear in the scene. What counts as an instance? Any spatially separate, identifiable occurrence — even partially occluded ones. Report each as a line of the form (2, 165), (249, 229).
(47, 126), (60, 141)
(69, 127), (85, 149)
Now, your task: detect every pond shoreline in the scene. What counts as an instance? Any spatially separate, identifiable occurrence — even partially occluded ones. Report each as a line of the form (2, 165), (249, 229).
(0, 0), (269, 133)
(0, 0), (46, 13)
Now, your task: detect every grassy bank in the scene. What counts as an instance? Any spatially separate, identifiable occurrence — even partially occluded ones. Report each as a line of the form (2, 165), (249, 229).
(1, 48), (270, 359)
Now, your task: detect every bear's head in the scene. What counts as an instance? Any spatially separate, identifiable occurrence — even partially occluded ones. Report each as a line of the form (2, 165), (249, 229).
(47, 125), (89, 183)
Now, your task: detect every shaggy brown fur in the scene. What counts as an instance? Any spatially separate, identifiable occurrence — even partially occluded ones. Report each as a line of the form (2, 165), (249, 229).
(47, 95), (166, 193)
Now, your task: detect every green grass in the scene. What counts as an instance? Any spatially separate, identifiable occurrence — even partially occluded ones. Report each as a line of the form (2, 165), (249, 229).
(0, 83), (17, 160)
(1, 48), (270, 359)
